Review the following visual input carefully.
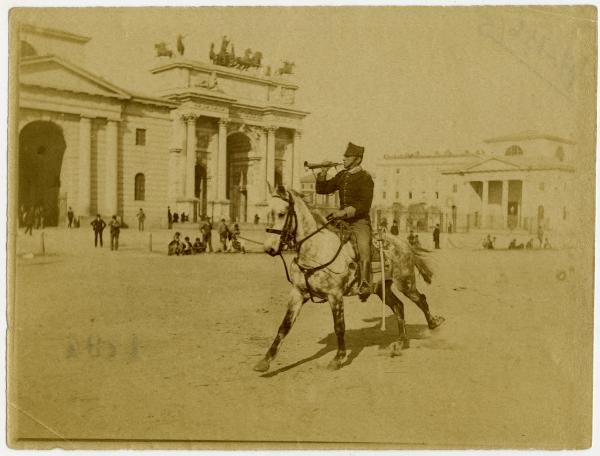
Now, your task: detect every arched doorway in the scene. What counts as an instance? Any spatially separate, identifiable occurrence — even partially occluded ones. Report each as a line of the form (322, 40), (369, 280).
(19, 121), (66, 226)
(226, 132), (251, 222)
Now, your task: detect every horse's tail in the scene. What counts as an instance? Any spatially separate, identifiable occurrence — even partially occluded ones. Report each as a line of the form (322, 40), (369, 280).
(384, 234), (434, 284)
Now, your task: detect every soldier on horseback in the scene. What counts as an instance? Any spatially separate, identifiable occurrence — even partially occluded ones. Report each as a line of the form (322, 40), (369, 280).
(316, 142), (374, 301)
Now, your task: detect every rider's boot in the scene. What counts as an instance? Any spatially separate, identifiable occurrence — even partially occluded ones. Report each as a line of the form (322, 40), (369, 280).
(358, 260), (372, 302)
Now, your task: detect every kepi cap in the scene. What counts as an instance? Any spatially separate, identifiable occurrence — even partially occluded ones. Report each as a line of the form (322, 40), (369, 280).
(344, 142), (365, 158)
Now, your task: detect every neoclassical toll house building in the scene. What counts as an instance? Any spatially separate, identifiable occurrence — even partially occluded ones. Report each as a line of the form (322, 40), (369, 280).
(17, 24), (308, 227)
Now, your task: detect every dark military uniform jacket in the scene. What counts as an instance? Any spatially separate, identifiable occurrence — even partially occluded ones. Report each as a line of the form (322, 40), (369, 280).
(315, 167), (374, 223)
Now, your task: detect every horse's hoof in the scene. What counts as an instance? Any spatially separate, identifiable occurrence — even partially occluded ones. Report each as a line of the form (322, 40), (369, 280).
(327, 357), (342, 370)
(253, 358), (270, 372)
(390, 342), (403, 357)
(428, 315), (445, 330)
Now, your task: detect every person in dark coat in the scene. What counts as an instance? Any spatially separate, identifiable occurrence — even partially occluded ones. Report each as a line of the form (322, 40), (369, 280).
(199, 216), (213, 252)
(24, 207), (35, 236)
(316, 142), (374, 300)
(167, 206), (173, 229)
(109, 215), (120, 251)
(390, 220), (399, 236)
(433, 223), (440, 249)
(67, 206), (74, 228)
(91, 214), (106, 247)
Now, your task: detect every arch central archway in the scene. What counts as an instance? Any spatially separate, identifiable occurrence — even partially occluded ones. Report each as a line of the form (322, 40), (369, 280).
(19, 121), (66, 226)
(226, 132), (251, 222)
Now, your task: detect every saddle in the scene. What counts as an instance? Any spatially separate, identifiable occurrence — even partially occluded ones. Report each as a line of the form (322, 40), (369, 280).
(327, 219), (391, 278)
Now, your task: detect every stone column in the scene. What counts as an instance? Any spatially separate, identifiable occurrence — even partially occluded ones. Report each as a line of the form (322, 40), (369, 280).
(501, 180), (509, 228)
(77, 116), (92, 216)
(168, 112), (185, 201)
(183, 113), (198, 198)
(481, 180), (488, 229)
(257, 129), (267, 201)
(104, 119), (119, 216)
(266, 126), (277, 189)
(292, 130), (303, 190)
(217, 119), (229, 201)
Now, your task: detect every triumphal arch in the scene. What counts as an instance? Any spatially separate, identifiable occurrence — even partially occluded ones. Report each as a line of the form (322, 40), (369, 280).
(152, 41), (308, 223)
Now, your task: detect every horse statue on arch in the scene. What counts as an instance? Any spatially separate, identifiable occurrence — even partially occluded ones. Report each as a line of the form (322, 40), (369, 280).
(235, 49), (263, 70)
(154, 42), (173, 58)
(255, 185), (445, 372)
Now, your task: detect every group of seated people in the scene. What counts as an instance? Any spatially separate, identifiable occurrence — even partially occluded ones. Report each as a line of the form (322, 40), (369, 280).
(168, 232), (206, 256)
(483, 234), (553, 250)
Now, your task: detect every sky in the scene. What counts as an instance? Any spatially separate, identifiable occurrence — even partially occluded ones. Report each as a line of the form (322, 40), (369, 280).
(12, 6), (593, 168)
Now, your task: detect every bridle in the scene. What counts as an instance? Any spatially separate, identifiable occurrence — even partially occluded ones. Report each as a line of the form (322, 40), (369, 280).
(265, 190), (349, 303)
(265, 190), (298, 255)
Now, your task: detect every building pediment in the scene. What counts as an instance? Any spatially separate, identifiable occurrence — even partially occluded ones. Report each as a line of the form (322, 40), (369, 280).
(20, 55), (131, 100)
(462, 157), (520, 173)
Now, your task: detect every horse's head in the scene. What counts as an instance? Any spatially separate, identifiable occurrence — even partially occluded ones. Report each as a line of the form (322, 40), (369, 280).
(264, 183), (296, 256)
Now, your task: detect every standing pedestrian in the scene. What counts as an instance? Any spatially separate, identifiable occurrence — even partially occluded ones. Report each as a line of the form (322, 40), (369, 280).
(433, 223), (440, 249)
(390, 219), (399, 236)
(199, 216), (213, 252)
(24, 207), (35, 236)
(167, 206), (173, 229)
(67, 206), (74, 228)
(536, 224), (544, 248)
(218, 218), (229, 252)
(109, 215), (121, 250)
(136, 208), (146, 232)
(91, 214), (106, 248)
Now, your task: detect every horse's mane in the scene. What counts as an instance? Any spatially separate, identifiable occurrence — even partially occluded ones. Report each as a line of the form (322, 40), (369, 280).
(289, 189), (330, 226)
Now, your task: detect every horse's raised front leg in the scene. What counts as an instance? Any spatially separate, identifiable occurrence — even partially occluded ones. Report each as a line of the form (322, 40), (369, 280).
(327, 292), (346, 370)
(404, 288), (445, 330)
(375, 280), (410, 354)
(254, 288), (306, 372)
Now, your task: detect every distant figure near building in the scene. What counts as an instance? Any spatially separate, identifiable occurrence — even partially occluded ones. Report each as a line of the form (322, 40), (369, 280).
(525, 238), (534, 249)
(254, 214), (260, 225)
(167, 207), (173, 229)
(508, 239), (524, 249)
(543, 237), (552, 249)
(433, 223), (440, 249)
(192, 237), (205, 254)
(136, 208), (146, 232)
(199, 216), (213, 252)
(183, 236), (193, 255)
(218, 218), (229, 252)
(91, 214), (106, 248)
(390, 220), (399, 236)
(67, 206), (74, 228)
(24, 207), (35, 236)
(109, 215), (121, 251)
(537, 225), (545, 248)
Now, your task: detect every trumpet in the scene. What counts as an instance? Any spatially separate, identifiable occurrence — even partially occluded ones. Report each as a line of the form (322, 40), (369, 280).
(304, 160), (342, 170)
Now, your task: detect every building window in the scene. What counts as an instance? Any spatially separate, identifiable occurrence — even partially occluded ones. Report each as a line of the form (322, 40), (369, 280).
(134, 173), (145, 201)
(396, 169), (400, 174)
(135, 128), (146, 146)
(435, 191), (439, 199)
(452, 184), (458, 193)
(395, 191), (399, 199)
(382, 192), (386, 200)
(408, 192), (412, 199)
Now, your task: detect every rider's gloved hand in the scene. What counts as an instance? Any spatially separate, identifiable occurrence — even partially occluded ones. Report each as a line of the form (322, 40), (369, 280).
(328, 209), (347, 220)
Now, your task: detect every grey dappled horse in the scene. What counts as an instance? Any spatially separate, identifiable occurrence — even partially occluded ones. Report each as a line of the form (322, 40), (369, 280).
(255, 186), (444, 372)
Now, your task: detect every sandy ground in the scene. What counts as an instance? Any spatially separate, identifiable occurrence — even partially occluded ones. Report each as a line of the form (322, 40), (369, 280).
(8, 226), (592, 448)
